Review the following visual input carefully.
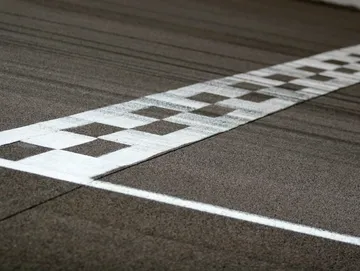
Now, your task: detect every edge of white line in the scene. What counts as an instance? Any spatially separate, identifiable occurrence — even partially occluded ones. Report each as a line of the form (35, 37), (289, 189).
(2, 159), (360, 247)
(90, 180), (360, 247)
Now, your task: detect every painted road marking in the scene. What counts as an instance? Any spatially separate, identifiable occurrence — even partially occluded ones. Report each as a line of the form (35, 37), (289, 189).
(1, 158), (360, 246)
(1, 45), (360, 179)
(1, 44), (360, 245)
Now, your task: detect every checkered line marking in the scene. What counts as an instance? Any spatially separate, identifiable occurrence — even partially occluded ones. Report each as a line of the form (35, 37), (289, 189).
(1, 45), (360, 180)
(2, 45), (360, 247)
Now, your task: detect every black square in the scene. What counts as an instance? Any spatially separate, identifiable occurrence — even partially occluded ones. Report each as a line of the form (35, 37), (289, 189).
(280, 83), (305, 91)
(350, 53), (360, 58)
(135, 120), (187, 135)
(298, 66), (325, 73)
(335, 68), (358, 74)
(0, 142), (51, 161)
(266, 74), (297, 82)
(238, 92), (273, 103)
(133, 106), (180, 119)
(65, 139), (129, 157)
(190, 92), (228, 103)
(232, 82), (266, 91)
(65, 123), (123, 138)
(324, 59), (348, 66)
(192, 105), (234, 117)
(309, 75), (333, 81)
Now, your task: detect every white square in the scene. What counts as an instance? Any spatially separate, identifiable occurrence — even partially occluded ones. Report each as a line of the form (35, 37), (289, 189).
(100, 145), (162, 167)
(19, 150), (119, 178)
(72, 110), (157, 129)
(146, 93), (209, 110)
(100, 129), (172, 150)
(22, 131), (95, 149)
(165, 113), (236, 133)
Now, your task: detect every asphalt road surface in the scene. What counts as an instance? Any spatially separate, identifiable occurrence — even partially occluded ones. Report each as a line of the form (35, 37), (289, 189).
(1, 0), (360, 270)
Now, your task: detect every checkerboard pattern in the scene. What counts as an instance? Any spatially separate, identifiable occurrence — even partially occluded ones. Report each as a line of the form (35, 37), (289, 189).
(1, 45), (360, 179)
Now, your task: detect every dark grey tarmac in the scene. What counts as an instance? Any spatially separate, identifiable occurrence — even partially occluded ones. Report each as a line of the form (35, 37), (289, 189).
(1, 0), (360, 270)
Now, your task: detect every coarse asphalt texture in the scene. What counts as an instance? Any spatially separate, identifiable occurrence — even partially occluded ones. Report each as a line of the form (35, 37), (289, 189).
(0, 0), (360, 270)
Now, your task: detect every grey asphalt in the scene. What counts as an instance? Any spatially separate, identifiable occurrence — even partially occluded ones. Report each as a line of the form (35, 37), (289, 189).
(1, 0), (360, 270)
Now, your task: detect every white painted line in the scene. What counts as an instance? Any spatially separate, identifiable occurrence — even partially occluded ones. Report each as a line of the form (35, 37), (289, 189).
(1, 44), (360, 245)
(89, 181), (360, 247)
(23, 131), (95, 149)
(2, 158), (360, 246)
(0, 158), (92, 186)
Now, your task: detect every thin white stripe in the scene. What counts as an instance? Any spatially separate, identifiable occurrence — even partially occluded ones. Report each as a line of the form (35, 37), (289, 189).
(2, 158), (360, 246)
(91, 182), (360, 246)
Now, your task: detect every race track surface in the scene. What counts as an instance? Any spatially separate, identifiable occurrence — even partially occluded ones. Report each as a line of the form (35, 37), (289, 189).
(1, 0), (360, 270)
